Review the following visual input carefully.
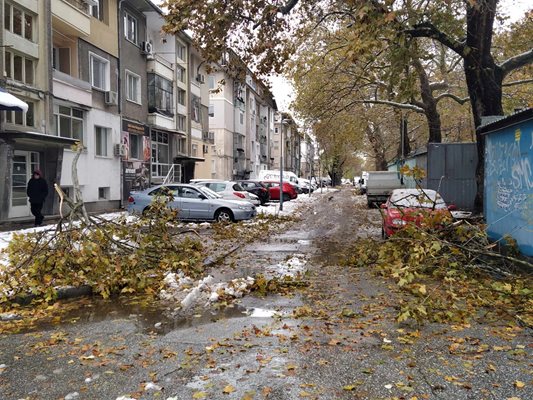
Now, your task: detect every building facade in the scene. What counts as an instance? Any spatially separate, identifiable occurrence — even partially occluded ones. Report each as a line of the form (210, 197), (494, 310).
(0, 1), (302, 222)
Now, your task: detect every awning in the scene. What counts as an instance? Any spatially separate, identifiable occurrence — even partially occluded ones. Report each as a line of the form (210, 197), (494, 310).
(0, 88), (28, 112)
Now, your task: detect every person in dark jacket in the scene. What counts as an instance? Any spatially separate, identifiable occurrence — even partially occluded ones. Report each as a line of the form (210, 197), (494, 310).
(27, 170), (48, 226)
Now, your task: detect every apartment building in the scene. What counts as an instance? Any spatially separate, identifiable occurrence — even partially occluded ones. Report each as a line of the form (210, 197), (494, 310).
(207, 54), (278, 181)
(0, 0), (74, 220)
(56, 0), (122, 212)
(272, 112), (301, 174)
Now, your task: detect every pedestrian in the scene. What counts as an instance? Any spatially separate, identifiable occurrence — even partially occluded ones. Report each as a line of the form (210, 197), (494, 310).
(27, 170), (48, 226)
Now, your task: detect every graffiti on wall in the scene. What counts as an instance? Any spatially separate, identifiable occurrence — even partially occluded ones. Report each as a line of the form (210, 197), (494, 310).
(486, 126), (533, 214)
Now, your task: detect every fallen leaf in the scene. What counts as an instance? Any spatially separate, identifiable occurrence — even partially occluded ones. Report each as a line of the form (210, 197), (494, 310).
(223, 385), (236, 394)
(514, 381), (525, 389)
(193, 392), (207, 399)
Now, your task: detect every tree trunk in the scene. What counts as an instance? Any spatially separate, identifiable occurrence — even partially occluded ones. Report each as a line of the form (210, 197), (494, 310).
(413, 57), (442, 143)
(365, 125), (388, 170)
(464, 0), (504, 213)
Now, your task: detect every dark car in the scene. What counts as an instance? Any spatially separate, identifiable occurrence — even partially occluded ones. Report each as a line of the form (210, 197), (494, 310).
(237, 180), (271, 205)
(261, 181), (298, 202)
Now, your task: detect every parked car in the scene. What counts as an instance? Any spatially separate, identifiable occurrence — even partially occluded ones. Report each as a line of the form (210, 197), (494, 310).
(127, 184), (256, 222)
(366, 171), (404, 207)
(380, 188), (455, 238)
(298, 178), (314, 194)
(237, 180), (271, 205)
(194, 180), (260, 206)
(261, 180), (298, 202)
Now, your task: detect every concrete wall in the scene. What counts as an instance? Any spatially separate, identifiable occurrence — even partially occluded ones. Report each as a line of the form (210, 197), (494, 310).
(86, 0), (119, 57)
(60, 109), (121, 203)
(484, 116), (533, 256)
(119, 3), (148, 122)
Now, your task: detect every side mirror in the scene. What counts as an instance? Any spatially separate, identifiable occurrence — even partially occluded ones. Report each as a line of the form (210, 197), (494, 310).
(447, 204), (457, 211)
(380, 204), (388, 209)
(199, 194), (207, 200)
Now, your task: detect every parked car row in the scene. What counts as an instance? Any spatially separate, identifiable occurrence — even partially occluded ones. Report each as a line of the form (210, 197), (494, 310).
(126, 177), (303, 223)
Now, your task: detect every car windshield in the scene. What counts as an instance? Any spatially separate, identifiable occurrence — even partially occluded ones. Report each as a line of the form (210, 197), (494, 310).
(197, 186), (221, 199)
(389, 190), (447, 209)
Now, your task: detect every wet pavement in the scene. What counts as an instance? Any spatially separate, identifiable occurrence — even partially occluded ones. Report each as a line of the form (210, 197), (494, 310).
(0, 188), (531, 400)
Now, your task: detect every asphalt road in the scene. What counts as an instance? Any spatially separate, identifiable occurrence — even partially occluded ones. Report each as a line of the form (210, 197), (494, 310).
(0, 188), (531, 400)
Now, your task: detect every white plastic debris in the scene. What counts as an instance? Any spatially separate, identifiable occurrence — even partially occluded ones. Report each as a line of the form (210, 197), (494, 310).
(145, 382), (162, 391)
(64, 392), (79, 400)
(154, 322), (162, 329)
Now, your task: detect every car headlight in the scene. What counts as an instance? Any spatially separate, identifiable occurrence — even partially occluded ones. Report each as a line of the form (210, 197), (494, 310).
(238, 205), (252, 210)
(392, 218), (407, 226)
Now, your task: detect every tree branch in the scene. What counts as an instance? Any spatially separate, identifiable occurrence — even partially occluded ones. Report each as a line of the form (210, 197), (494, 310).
(406, 22), (465, 57)
(435, 93), (469, 105)
(279, 0), (300, 15)
(502, 78), (533, 87)
(499, 48), (533, 78)
(429, 81), (449, 91)
(351, 99), (425, 113)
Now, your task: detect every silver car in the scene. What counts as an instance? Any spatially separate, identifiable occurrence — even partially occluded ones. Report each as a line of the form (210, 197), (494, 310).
(127, 184), (256, 222)
(193, 180), (260, 206)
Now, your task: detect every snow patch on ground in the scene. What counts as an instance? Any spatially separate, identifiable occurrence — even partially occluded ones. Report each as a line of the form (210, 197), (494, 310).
(264, 255), (307, 279)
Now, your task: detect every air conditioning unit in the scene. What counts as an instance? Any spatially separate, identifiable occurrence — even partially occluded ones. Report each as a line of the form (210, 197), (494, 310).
(141, 41), (154, 56)
(196, 73), (205, 84)
(105, 91), (118, 106)
(113, 143), (127, 157)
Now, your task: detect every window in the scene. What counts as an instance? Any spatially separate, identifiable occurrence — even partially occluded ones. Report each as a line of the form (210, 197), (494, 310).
(192, 144), (198, 157)
(124, 12), (137, 44)
(148, 73), (173, 116)
(208, 104), (214, 117)
(177, 115), (186, 132)
(89, 53), (109, 91)
(177, 137), (186, 154)
(275, 127), (279, 134)
(129, 134), (143, 159)
(4, 101), (34, 127)
(4, 51), (34, 85)
(191, 96), (200, 122)
(98, 187), (109, 200)
(203, 145), (209, 154)
(95, 126), (109, 156)
(4, 3), (33, 41)
(126, 71), (141, 103)
(177, 89), (186, 106)
(90, 0), (105, 21)
(177, 44), (186, 61)
(52, 47), (71, 74)
(208, 75), (215, 90)
(151, 131), (170, 178)
(176, 67), (185, 83)
(54, 106), (84, 141)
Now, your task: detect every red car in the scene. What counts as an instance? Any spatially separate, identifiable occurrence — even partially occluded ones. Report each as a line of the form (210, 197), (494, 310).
(381, 188), (455, 238)
(261, 180), (298, 202)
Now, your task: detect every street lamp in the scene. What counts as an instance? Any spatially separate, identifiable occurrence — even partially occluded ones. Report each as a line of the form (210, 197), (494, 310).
(279, 118), (290, 211)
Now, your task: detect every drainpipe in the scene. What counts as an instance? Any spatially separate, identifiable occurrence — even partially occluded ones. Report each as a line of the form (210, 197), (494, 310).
(118, 0), (124, 207)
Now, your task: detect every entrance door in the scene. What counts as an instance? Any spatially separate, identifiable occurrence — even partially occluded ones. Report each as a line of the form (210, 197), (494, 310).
(9, 151), (39, 219)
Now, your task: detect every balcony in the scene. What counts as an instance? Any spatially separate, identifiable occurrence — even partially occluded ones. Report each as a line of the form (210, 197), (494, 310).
(52, 69), (92, 106)
(52, 0), (91, 37)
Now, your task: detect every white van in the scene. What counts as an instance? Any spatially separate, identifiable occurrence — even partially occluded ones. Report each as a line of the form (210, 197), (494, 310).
(257, 170), (299, 186)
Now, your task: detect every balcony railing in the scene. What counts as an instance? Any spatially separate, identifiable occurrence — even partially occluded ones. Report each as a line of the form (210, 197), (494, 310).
(64, 0), (90, 13)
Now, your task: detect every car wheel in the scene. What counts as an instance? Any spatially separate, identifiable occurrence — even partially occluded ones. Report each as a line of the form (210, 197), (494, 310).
(282, 193), (290, 202)
(215, 208), (234, 223)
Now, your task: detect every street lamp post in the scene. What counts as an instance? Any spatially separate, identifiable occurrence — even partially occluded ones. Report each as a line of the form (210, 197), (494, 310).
(280, 122), (285, 211)
(279, 119), (290, 211)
